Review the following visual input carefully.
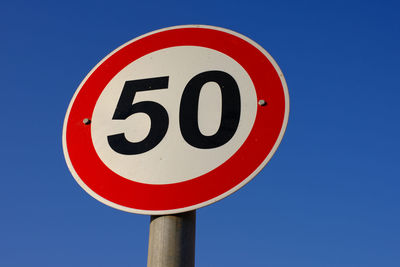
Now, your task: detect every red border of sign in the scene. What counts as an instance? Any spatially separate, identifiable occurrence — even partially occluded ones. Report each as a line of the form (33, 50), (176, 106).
(63, 25), (289, 214)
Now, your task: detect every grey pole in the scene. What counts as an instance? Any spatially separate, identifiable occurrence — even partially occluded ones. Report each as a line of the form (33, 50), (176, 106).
(147, 210), (196, 267)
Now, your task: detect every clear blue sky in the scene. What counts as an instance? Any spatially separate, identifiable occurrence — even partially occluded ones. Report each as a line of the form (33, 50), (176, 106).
(1, 0), (399, 266)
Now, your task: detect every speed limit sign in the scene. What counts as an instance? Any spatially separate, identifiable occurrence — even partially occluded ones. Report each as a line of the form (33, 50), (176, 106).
(62, 25), (289, 215)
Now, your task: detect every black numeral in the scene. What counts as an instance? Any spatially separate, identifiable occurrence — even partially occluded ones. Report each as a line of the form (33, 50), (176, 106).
(107, 77), (169, 155)
(108, 71), (241, 154)
(179, 71), (241, 148)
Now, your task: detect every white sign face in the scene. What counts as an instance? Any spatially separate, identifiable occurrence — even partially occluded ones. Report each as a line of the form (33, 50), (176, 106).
(63, 25), (289, 215)
(91, 46), (257, 184)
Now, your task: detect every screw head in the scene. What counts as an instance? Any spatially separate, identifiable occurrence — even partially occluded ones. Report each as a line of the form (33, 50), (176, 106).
(83, 118), (91, 125)
(258, 100), (267, 106)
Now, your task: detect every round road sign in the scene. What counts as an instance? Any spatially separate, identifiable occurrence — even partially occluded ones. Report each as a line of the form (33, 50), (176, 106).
(62, 25), (289, 215)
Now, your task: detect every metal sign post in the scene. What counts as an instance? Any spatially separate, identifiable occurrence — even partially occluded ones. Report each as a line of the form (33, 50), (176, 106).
(62, 25), (289, 266)
(147, 211), (196, 267)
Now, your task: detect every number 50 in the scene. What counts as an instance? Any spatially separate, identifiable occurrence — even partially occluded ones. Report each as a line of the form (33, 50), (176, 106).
(107, 71), (241, 155)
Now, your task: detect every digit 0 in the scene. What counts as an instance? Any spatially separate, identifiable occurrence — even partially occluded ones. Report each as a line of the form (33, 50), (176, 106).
(179, 71), (241, 149)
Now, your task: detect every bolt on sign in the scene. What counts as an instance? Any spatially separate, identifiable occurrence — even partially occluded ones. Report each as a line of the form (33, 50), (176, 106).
(62, 25), (289, 215)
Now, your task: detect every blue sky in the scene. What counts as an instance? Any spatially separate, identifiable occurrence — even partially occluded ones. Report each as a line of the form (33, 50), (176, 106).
(1, 0), (399, 266)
